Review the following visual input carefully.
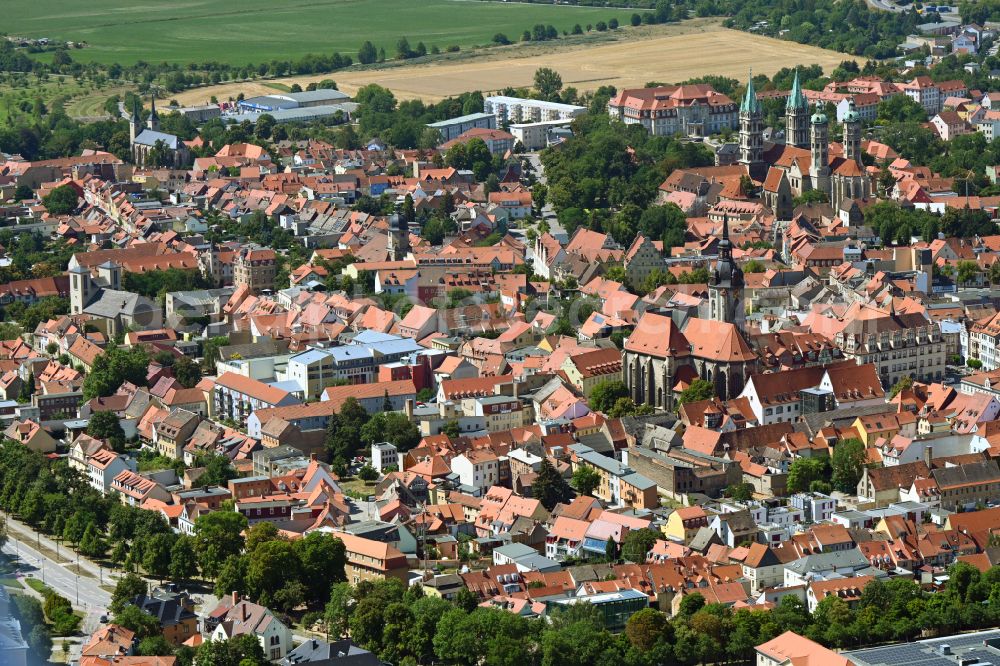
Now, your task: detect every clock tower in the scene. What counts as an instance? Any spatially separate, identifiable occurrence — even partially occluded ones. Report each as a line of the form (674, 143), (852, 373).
(709, 215), (745, 333)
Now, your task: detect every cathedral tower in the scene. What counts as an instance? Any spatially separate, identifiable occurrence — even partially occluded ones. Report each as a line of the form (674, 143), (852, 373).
(843, 99), (862, 165)
(785, 69), (810, 148)
(809, 102), (831, 197)
(739, 72), (764, 177)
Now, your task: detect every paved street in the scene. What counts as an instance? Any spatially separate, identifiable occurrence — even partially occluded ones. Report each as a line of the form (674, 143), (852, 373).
(866, 0), (902, 12)
(2, 517), (115, 635)
(4, 516), (330, 656)
(349, 498), (379, 522)
(523, 152), (546, 185)
(3, 534), (111, 630)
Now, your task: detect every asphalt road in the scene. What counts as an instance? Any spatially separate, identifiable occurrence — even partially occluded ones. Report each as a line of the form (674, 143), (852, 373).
(867, 0), (902, 12)
(3, 535), (109, 641)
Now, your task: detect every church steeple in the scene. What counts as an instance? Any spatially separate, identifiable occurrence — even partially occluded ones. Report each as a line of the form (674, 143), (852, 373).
(388, 201), (410, 261)
(786, 70), (807, 112)
(741, 74), (761, 115)
(739, 70), (764, 177)
(129, 97), (141, 143)
(719, 213), (733, 261)
(709, 214), (745, 333)
(786, 69), (810, 148)
(147, 94), (159, 131)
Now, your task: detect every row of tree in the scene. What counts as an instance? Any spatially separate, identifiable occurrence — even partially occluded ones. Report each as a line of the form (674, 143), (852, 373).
(0, 38), (356, 94)
(314, 562), (1000, 666)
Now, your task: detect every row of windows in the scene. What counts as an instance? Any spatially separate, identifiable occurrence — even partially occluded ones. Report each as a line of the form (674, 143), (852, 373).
(245, 506), (285, 516)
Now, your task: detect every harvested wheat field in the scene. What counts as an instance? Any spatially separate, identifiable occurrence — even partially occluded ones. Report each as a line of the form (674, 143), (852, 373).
(171, 20), (859, 106)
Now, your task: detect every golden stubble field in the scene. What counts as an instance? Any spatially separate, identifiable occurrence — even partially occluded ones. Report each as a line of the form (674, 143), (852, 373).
(169, 20), (860, 105)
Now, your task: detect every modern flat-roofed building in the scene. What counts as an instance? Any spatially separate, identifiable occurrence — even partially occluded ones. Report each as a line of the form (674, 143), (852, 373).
(427, 112), (496, 142)
(846, 628), (1000, 666)
(509, 118), (575, 150)
(225, 103), (358, 125)
(176, 104), (222, 122)
(546, 589), (648, 631)
(285, 334), (422, 396)
(484, 96), (586, 126)
(238, 89), (351, 112)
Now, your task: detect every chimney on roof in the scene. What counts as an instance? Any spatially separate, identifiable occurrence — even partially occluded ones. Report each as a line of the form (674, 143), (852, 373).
(924, 444), (933, 468)
(231, 591), (239, 605)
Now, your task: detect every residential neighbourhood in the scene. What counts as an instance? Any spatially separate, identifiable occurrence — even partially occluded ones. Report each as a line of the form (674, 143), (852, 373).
(9, 6), (1000, 666)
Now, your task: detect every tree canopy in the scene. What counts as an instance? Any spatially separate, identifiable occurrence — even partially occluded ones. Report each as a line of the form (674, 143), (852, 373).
(588, 380), (630, 413)
(87, 410), (127, 452)
(41, 185), (79, 215)
(533, 458), (573, 510)
(831, 438), (867, 493)
(82, 345), (150, 400)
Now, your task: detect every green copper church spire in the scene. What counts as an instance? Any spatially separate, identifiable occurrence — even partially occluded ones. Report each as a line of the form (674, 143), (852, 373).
(741, 70), (761, 115)
(787, 69), (808, 112)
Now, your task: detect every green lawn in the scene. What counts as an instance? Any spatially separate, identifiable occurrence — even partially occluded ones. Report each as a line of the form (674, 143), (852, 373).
(25, 578), (48, 594)
(0, 578), (23, 588)
(339, 477), (377, 500)
(6, 0), (638, 66)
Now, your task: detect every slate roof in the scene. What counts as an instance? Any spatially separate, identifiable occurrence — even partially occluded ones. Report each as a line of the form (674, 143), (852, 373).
(283, 638), (380, 665)
(931, 460), (1000, 490)
(84, 289), (155, 318)
(134, 130), (181, 150)
(129, 593), (196, 628)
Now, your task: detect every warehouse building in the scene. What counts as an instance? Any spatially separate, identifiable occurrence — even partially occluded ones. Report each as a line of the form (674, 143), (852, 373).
(237, 89), (351, 113)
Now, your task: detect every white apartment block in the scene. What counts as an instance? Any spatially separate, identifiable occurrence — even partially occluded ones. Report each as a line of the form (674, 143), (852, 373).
(371, 442), (398, 473)
(484, 96), (586, 126)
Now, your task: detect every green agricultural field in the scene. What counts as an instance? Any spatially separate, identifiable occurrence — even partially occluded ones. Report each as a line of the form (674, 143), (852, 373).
(7, 0), (640, 66)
